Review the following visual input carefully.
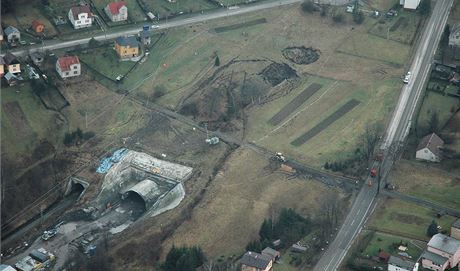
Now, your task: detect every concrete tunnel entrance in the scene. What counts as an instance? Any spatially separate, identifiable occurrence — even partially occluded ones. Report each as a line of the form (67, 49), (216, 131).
(121, 191), (147, 219)
(65, 177), (89, 201)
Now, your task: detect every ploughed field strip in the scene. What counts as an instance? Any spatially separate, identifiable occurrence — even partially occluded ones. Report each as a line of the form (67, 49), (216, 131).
(268, 83), (322, 126)
(291, 99), (361, 146)
(214, 18), (267, 33)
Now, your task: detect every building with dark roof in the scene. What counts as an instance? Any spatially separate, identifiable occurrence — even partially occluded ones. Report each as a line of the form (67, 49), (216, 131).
(388, 255), (418, 271)
(240, 251), (273, 271)
(416, 133), (444, 162)
(4, 26), (20, 44)
(3, 52), (20, 74)
(421, 233), (460, 271)
(452, 219), (460, 240)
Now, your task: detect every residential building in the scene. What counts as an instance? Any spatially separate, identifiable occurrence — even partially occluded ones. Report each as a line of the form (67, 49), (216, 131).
(449, 21), (460, 47)
(3, 52), (21, 74)
(56, 56), (81, 78)
(31, 20), (45, 33)
(4, 72), (19, 86)
(261, 247), (280, 262)
(0, 57), (5, 77)
(4, 26), (20, 44)
(452, 219), (460, 240)
(421, 233), (460, 271)
(379, 251), (391, 263)
(241, 251), (273, 271)
(68, 6), (93, 29)
(415, 133), (444, 162)
(30, 52), (44, 66)
(104, 1), (128, 22)
(400, 0), (421, 9)
(115, 36), (139, 59)
(388, 255), (418, 271)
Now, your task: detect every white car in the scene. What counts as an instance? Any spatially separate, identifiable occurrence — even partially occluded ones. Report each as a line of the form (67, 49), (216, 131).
(151, 25), (160, 29)
(403, 71), (411, 84)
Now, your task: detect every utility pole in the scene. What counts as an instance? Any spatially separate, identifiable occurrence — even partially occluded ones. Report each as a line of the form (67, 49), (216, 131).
(85, 111), (88, 129)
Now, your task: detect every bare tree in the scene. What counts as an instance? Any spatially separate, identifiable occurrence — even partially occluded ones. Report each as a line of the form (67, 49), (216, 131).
(318, 190), (340, 240)
(361, 122), (384, 164)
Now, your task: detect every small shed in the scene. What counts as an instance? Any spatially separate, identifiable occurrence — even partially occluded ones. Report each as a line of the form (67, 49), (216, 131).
(291, 244), (307, 253)
(139, 29), (151, 46)
(4, 72), (19, 86)
(31, 20), (45, 33)
(261, 247), (280, 261)
(378, 250), (390, 263)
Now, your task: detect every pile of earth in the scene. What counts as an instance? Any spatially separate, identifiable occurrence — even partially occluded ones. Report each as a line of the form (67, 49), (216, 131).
(282, 46), (320, 65)
(260, 62), (298, 86)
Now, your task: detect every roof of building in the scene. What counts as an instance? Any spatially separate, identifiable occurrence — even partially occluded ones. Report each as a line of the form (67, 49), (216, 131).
(421, 250), (449, 266)
(115, 36), (139, 48)
(3, 52), (19, 65)
(4, 26), (19, 35)
(241, 251), (272, 269)
(57, 56), (80, 72)
(0, 264), (17, 271)
(0, 57), (5, 65)
(453, 218), (460, 229)
(416, 133), (444, 157)
(107, 1), (127, 15)
(70, 5), (92, 20)
(139, 29), (150, 38)
(31, 20), (44, 29)
(4, 72), (18, 81)
(378, 250), (390, 261)
(388, 255), (416, 270)
(29, 249), (49, 263)
(261, 247), (279, 259)
(428, 233), (460, 255)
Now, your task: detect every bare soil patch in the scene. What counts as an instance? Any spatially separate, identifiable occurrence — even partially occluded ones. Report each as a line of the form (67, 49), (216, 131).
(3, 102), (33, 137)
(282, 46), (320, 65)
(268, 83), (322, 126)
(291, 99), (361, 146)
(214, 18), (267, 33)
(260, 62), (298, 86)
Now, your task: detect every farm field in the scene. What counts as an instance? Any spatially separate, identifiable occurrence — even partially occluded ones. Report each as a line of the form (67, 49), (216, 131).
(142, 0), (217, 17)
(389, 161), (460, 210)
(161, 147), (339, 259)
(368, 198), (457, 240)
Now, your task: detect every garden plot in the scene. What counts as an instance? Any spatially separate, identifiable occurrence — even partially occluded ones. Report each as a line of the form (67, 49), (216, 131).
(369, 12), (422, 45)
(214, 18), (267, 33)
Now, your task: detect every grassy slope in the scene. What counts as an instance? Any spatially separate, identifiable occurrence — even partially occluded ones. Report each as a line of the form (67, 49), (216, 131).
(369, 198), (457, 240)
(363, 232), (423, 259)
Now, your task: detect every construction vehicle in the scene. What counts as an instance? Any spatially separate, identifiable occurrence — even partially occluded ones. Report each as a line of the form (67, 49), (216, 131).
(41, 229), (57, 241)
(274, 152), (286, 163)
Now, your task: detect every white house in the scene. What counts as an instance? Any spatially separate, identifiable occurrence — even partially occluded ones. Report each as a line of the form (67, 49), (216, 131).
(56, 56), (81, 79)
(388, 256), (419, 271)
(68, 6), (93, 29)
(415, 133), (444, 162)
(400, 0), (421, 10)
(104, 1), (128, 22)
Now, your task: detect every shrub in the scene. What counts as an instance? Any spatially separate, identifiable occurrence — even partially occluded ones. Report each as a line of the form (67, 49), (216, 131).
(301, 0), (316, 13)
(353, 11), (365, 24)
(180, 102), (199, 116)
(333, 13), (345, 23)
(153, 85), (166, 98)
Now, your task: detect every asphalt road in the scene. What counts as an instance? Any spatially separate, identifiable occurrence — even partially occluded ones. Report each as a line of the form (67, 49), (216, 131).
(7, 0), (306, 58)
(312, 1), (454, 270)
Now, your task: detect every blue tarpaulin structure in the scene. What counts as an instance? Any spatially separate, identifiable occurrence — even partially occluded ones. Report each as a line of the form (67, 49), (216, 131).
(96, 148), (129, 174)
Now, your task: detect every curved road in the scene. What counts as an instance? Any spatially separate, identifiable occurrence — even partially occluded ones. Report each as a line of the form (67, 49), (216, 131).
(312, 0), (454, 270)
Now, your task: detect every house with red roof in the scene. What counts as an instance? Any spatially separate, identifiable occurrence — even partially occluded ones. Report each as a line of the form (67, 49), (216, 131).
(56, 56), (81, 79)
(68, 5), (93, 29)
(104, 1), (128, 22)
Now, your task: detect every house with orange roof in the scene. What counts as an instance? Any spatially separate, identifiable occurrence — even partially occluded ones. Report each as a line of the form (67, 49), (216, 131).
(104, 1), (128, 22)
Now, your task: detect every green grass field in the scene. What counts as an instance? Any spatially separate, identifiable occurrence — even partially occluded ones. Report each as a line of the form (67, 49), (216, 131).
(337, 33), (410, 66)
(1, 83), (64, 160)
(143, 0), (217, 17)
(416, 91), (460, 133)
(369, 199), (457, 240)
(362, 232), (423, 259)
(369, 11), (421, 45)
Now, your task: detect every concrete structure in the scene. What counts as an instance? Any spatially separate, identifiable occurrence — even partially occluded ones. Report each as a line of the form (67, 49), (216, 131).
(31, 20), (45, 33)
(104, 1), (128, 22)
(421, 233), (460, 271)
(56, 56), (81, 78)
(68, 6), (93, 29)
(3, 53), (20, 74)
(388, 255), (418, 271)
(449, 21), (460, 47)
(115, 36), (139, 59)
(4, 26), (20, 45)
(241, 251), (273, 271)
(400, 0), (421, 9)
(452, 219), (460, 240)
(416, 133), (444, 162)
(96, 150), (193, 218)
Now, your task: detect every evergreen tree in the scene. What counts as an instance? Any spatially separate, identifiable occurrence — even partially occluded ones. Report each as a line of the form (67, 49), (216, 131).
(215, 55), (220, 66)
(419, 0), (431, 16)
(427, 220), (438, 237)
(259, 219), (273, 241)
